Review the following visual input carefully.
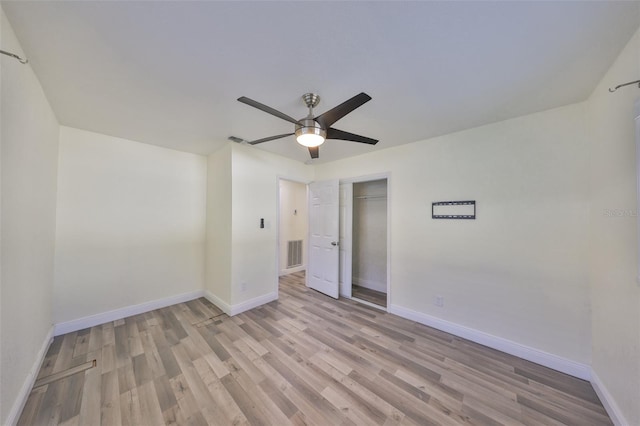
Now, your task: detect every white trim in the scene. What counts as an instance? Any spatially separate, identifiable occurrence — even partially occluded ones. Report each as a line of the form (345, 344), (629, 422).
(6, 326), (54, 426)
(635, 108), (640, 286)
(591, 369), (629, 426)
(339, 182), (353, 298)
(352, 277), (387, 293)
(229, 291), (278, 316)
(387, 304), (591, 381)
(386, 174), (392, 309)
(339, 172), (391, 184)
(204, 290), (278, 316)
(279, 265), (305, 276)
(339, 172), (392, 308)
(54, 290), (204, 336)
(203, 290), (232, 315)
(351, 297), (387, 312)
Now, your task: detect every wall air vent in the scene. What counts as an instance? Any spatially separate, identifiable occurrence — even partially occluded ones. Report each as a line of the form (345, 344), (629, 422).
(287, 240), (303, 268)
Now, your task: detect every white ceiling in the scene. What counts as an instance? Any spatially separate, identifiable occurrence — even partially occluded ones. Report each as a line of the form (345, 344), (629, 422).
(3, 1), (639, 163)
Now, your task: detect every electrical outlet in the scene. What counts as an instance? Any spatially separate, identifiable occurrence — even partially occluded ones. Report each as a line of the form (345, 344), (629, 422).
(435, 296), (444, 307)
(241, 282), (247, 292)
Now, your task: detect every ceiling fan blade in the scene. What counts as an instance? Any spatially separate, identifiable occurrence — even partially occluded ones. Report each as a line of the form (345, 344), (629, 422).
(326, 128), (378, 145)
(249, 133), (294, 145)
(308, 146), (319, 159)
(238, 96), (300, 125)
(315, 92), (372, 129)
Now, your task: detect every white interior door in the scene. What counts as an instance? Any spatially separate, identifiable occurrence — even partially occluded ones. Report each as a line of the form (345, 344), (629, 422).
(339, 183), (353, 298)
(308, 179), (340, 298)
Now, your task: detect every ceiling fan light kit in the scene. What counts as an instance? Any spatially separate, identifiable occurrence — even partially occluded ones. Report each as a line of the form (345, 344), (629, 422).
(295, 118), (326, 147)
(236, 91), (378, 159)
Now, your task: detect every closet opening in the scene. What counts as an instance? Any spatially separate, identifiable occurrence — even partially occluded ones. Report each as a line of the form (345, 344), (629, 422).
(351, 178), (388, 308)
(278, 178), (308, 282)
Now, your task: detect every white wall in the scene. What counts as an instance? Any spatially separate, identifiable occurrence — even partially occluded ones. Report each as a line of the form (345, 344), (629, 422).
(587, 27), (640, 426)
(278, 179), (307, 274)
(230, 143), (313, 306)
(352, 179), (387, 292)
(316, 103), (591, 365)
(0, 8), (59, 424)
(205, 144), (232, 306)
(54, 126), (207, 324)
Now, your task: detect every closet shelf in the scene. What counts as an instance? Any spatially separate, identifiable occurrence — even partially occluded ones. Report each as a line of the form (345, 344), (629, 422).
(354, 195), (387, 200)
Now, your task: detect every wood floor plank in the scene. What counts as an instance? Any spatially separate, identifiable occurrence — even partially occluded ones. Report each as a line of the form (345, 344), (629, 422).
(32, 375), (68, 425)
(169, 374), (200, 419)
(52, 332), (77, 374)
(18, 272), (613, 426)
(17, 385), (47, 426)
(100, 369), (122, 426)
(349, 370), (440, 426)
(119, 388), (142, 426)
(193, 358), (247, 425)
(137, 381), (165, 426)
(153, 375), (178, 413)
(58, 371), (85, 423)
(220, 374), (269, 426)
(139, 329), (167, 379)
(352, 284), (387, 307)
(72, 329), (91, 359)
(132, 353), (153, 386)
(78, 350), (102, 424)
(257, 377), (298, 419)
(171, 343), (233, 425)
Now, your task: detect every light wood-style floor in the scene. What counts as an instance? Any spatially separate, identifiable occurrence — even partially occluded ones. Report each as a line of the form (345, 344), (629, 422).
(352, 284), (387, 308)
(19, 272), (612, 425)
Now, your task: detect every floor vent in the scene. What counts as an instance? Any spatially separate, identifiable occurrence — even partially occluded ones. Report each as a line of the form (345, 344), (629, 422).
(287, 240), (303, 268)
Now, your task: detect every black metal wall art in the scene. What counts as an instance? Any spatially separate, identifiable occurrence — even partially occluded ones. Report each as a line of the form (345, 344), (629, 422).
(432, 200), (476, 219)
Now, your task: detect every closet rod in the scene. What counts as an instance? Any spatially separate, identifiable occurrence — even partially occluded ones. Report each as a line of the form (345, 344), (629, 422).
(0, 49), (28, 64)
(354, 195), (387, 200)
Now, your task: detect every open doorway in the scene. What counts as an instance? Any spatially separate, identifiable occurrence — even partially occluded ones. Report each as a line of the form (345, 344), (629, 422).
(351, 179), (388, 308)
(278, 179), (308, 278)
(281, 175), (388, 308)
(339, 176), (389, 309)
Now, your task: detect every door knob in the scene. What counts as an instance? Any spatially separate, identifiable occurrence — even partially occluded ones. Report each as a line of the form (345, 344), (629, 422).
(331, 241), (339, 246)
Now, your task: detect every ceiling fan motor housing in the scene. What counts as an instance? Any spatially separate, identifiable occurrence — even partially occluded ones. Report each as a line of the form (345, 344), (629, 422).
(295, 118), (326, 147)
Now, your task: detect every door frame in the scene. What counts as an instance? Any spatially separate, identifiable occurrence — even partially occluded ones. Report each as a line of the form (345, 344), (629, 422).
(339, 182), (353, 299)
(340, 172), (391, 310)
(635, 99), (640, 286)
(276, 175), (311, 297)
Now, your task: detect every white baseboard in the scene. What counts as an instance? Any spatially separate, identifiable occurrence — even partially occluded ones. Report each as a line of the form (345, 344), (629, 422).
(229, 292), (278, 316)
(54, 290), (204, 336)
(352, 277), (387, 293)
(591, 369), (628, 426)
(387, 304), (591, 381)
(6, 326), (54, 426)
(351, 296), (387, 311)
(204, 291), (278, 316)
(203, 290), (232, 315)
(279, 266), (305, 276)
(203, 291), (277, 316)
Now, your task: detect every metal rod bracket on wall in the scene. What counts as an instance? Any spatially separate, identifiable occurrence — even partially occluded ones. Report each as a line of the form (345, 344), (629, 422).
(0, 49), (28, 64)
(608, 80), (640, 93)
